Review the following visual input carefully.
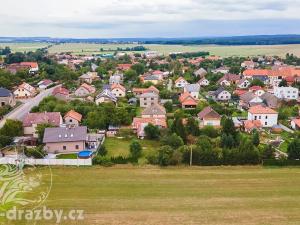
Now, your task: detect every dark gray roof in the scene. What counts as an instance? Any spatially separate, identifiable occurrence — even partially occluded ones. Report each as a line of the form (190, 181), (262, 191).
(0, 87), (12, 97)
(43, 126), (87, 143)
(96, 89), (117, 102)
(214, 87), (226, 96)
(261, 93), (280, 108)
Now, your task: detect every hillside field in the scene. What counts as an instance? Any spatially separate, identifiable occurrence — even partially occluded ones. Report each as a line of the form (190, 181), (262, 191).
(3, 166), (300, 225)
(2, 42), (300, 57)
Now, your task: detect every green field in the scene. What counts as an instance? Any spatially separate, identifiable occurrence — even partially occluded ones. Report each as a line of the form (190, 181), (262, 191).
(2, 166), (300, 225)
(2, 42), (300, 57)
(47, 43), (300, 57)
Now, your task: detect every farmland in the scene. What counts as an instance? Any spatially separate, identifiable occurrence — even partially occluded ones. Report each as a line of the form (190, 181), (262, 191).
(2, 42), (300, 57)
(3, 166), (300, 225)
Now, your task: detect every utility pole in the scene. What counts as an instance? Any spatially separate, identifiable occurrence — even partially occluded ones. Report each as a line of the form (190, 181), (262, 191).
(189, 146), (193, 166)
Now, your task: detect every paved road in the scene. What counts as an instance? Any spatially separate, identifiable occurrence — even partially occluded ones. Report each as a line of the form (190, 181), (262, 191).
(279, 123), (294, 134)
(0, 85), (60, 128)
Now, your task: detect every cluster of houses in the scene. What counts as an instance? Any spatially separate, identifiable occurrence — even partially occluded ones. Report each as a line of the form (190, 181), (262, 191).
(3, 53), (300, 156)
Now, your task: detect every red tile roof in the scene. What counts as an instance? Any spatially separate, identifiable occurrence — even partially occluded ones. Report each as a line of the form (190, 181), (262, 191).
(20, 62), (38, 68)
(111, 83), (126, 92)
(53, 87), (69, 96)
(248, 105), (277, 114)
(64, 110), (82, 122)
(23, 112), (61, 127)
(179, 93), (198, 106)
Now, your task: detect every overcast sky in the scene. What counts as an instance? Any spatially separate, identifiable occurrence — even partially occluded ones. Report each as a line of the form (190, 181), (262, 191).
(1, 0), (300, 38)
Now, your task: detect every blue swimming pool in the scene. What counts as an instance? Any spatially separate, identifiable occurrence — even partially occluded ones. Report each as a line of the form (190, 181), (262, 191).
(78, 150), (93, 159)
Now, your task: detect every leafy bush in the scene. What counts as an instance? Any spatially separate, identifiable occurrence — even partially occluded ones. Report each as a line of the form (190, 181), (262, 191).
(92, 156), (114, 167)
(24, 146), (46, 159)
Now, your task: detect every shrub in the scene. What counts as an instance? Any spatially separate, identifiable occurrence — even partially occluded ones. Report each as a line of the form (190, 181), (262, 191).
(24, 146), (46, 159)
(92, 156), (114, 167)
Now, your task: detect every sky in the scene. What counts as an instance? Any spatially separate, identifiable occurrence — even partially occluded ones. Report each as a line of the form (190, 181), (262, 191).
(1, 0), (300, 38)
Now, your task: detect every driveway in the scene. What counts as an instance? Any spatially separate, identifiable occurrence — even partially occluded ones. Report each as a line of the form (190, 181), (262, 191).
(0, 85), (61, 128)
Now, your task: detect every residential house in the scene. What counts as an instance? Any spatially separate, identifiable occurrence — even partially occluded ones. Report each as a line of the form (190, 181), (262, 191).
(179, 93), (198, 109)
(0, 87), (16, 107)
(139, 92), (159, 108)
(109, 74), (123, 85)
(6, 64), (30, 74)
(261, 93), (280, 109)
(291, 118), (300, 130)
(23, 112), (63, 137)
(111, 84), (126, 98)
(249, 86), (265, 96)
(274, 86), (299, 100)
(197, 106), (221, 128)
(52, 86), (70, 101)
(95, 89), (117, 105)
(247, 105), (278, 128)
(20, 62), (39, 73)
(75, 83), (96, 97)
(117, 64), (132, 71)
(243, 120), (262, 133)
(43, 126), (87, 153)
(132, 117), (167, 139)
(141, 75), (161, 85)
(38, 79), (54, 90)
(175, 77), (189, 88)
(212, 66), (230, 74)
(239, 92), (263, 109)
(237, 78), (251, 89)
(194, 68), (207, 78)
(183, 84), (200, 99)
(64, 110), (82, 127)
(141, 104), (166, 119)
(210, 87), (231, 101)
(217, 74), (241, 86)
(79, 72), (99, 84)
(198, 78), (210, 86)
(132, 86), (159, 97)
(14, 82), (36, 98)
(241, 61), (257, 69)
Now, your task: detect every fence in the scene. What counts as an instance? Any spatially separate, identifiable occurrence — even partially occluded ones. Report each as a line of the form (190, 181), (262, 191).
(0, 157), (92, 166)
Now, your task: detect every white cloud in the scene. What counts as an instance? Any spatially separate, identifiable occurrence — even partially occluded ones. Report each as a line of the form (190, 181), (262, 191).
(0, 0), (300, 37)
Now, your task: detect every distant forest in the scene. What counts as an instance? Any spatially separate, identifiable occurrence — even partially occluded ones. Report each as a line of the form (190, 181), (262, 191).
(2, 35), (300, 45)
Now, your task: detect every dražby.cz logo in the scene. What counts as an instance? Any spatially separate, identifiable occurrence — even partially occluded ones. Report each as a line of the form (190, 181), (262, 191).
(0, 162), (52, 211)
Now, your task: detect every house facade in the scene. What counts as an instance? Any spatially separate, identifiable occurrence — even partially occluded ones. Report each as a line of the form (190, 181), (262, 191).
(139, 92), (159, 108)
(247, 105), (278, 128)
(175, 77), (189, 88)
(111, 84), (126, 98)
(14, 83), (36, 98)
(274, 86), (299, 100)
(64, 110), (82, 127)
(197, 106), (221, 128)
(0, 87), (16, 107)
(43, 126), (87, 153)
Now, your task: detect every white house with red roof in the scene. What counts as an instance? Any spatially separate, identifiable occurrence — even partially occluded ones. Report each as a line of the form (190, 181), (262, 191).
(291, 118), (300, 130)
(111, 84), (126, 98)
(175, 77), (189, 88)
(247, 105), (278, 127)
(64, 110), (82, 128)
(198, 78), (210, 86)
(14, 82), (37, 98)
(20, 62), (39, 73)
(249, 86), (265, 96)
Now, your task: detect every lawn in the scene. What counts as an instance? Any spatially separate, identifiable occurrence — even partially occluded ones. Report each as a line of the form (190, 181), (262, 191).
(0, 42), (49, 52)
(56, 153), (78, 159)
(104, 137), (160, 160)
(4, 166), (300, 225)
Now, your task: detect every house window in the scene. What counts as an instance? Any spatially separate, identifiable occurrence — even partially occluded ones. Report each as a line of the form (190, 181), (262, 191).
(75, 145), (79, 150)
(265, 122), (268, 126)
(1, 102), (5, 106)
(265, 116), (268, 119)
(69, 119), (73, 122)
(63, 146), (67, 150)
(259, 116), (261, 119)
(254, 116), (257, 120)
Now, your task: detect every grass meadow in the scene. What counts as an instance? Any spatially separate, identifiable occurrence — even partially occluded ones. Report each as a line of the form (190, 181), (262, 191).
(2, 166), (300, 225)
